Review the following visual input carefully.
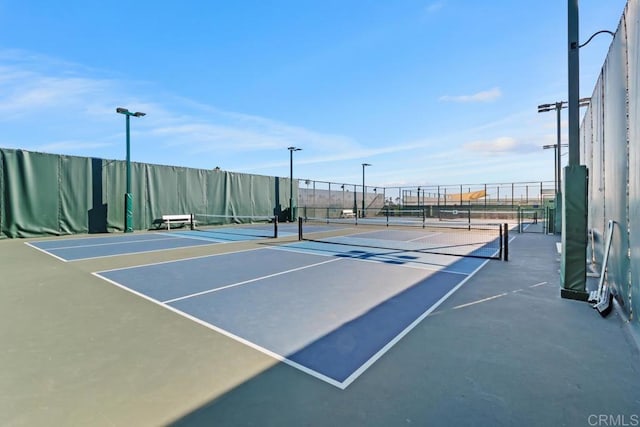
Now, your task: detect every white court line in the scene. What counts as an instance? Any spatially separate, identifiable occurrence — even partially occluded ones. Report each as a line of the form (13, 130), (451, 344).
(59, 242), (225, 262)
(26, 233), (228, 262)
(92, 271), (347, 389)
(442, 281), (549, 312)
(407, 232), (442, 242)
(92, 236), (509, 389)
(162, 258), (343, 304)
(529, 281), (548, 288)
(95, 247), (265, 273)
(453, 293), (509, 310)
(156, 232), (230, 243)
(29, 235), (182, 251)
(24, 242), (69, 262)
(40, 233), (233, 262)
(340, 256), (492, 388)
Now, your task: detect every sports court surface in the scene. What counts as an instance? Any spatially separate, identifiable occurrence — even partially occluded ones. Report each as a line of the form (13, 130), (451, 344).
(2, 219), (639, 426)
(26, 220), (500, 389)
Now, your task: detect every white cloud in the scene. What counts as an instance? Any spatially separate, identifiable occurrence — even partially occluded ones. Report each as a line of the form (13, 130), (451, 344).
(439, 87), (502, 103)
(462, 137), (540, 154)
(425, 2), (445, 13)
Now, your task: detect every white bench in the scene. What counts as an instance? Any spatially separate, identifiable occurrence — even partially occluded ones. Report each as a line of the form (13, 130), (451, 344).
(162, 214), (193, 230)
(340, 209), (356, 218)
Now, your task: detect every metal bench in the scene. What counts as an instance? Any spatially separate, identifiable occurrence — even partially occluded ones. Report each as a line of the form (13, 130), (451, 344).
(162, 214), (193, 230)
(340, 209), (356, 218)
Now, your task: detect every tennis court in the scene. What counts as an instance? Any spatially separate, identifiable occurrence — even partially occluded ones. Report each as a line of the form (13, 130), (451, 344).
(91, 220), (498, 389)
(27, 221), (298, 261)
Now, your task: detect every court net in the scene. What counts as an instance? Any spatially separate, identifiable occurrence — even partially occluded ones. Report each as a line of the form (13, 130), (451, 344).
(298, 216), (509, 260)
(191, 213), (278, 238)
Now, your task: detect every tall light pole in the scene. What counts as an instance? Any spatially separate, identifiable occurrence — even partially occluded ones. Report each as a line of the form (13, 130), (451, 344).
(563, 0), (614, 301)
(116, 107), (145, 233)
(288, 147), (301, 222)
(361, 163), (371, 217)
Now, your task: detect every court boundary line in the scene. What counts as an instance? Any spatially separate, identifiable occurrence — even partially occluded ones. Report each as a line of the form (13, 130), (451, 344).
(55, 241), (225, 262)
(339, 256), (492, 388)
(91, 234), (518, 389)
(27, 234), (237, 262)
(429, 281), (550, 316)
(28, 235), (184, 251)
(156, 232), (236, 243)
(25, 242), (69, 262)
(24, 228), (277, 262)
(92, 271), (347, 389)
(94, 247), (265, 273)
(162, 258), (343, 304)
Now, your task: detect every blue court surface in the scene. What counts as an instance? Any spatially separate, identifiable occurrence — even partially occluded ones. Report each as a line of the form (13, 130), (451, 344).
(94, 240), (490, 389)
(27, 225), (297, 261)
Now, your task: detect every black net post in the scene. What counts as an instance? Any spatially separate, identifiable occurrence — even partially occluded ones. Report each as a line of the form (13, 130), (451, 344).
(190, 213), (195, 230)
(503, 223), (509, 261)
(298, 216), (303, 240)
(499, 224), (503, 260)
(517, 206), (522, 233)
(274, 215), (278, 238)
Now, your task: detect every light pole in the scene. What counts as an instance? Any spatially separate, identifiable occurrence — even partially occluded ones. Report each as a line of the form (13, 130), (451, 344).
(538, 98), (589, 234)
(361, 163), (371, 217)
(116, 107), (146, 233)
(538, 98), (590, 194)
(542, 143), (568, 195)
(538, 101), (566, 196)
(563, 0), (614, 300)
(288, 147), (301, 222)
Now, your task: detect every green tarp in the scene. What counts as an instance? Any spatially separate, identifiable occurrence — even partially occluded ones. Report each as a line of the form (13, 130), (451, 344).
(0, 148), (292, 238)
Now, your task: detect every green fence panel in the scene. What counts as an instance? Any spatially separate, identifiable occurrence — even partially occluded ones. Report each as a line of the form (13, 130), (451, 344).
(251, 174), (277, 217)
(627, 0), (640, 337)
(1, 149), (60, 237)
(87, 158), (109, 233)
(59, 155), (92, 235)
(132, 162), (148, 230)
(0, 150), (4, 238)
(204, 170), (227, 217)
(602, 25), (631, 308)
(103, 159), (124, 232)
(226, 172), (249, 217)
(589, 77), (606, 261)
(178, 167), (208, 216)
(145, 164), (181, 228)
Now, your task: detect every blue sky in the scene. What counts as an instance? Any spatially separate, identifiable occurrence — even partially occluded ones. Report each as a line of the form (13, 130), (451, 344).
(0, 1), (627, 188)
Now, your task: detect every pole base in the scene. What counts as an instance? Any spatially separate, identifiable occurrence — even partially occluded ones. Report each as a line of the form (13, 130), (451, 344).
(124, 193), (134, 233)
(560, 288), (590, 302)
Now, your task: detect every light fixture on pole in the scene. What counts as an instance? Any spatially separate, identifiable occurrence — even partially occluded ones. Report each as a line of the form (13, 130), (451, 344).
(537, 98), (590, 196)
(116, 107), (146, 233)
(361, 163), (371, 217)
(288, 147), (301, 222)
(537, 98), (589, 235)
